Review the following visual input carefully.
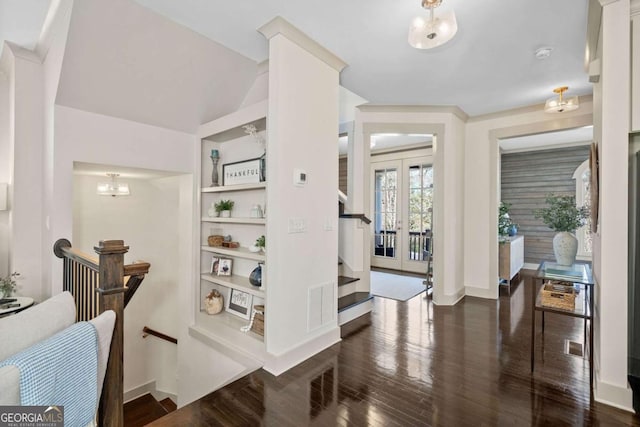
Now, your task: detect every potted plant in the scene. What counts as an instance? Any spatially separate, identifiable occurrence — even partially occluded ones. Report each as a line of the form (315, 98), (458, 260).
(215, 199), (234, 218)
(255, 235), (265, 253)
(498, 202), (517, 241)
(534, 194), (589, 265)
(0, 272), (19, 298)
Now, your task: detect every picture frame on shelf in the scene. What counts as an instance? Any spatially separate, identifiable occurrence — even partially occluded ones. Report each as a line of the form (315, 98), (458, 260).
(217, 258), (232, 276)
(210, 257), (219, 275)
(226, 288), (252, 319)
(223, 157), (264, 186)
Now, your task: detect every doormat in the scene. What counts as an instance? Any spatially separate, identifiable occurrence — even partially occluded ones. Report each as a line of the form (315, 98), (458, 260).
(370, 271), (427, 301)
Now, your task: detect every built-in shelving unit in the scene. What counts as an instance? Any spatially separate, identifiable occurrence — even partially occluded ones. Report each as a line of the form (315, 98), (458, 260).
(193, 100), (268, 362)
(201, 217), (266, 225)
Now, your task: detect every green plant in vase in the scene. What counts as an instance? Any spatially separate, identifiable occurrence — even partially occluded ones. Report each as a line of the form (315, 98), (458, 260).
(498, 202), (517, 241)
(534, 194), (588, 265)
(215, 199), (234, 218)
(0, 272), (19, 298)
(255, 235), (265, 253)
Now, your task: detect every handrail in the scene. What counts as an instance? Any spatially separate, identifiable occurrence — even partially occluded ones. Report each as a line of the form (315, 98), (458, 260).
(339, 213), (372, 224)
(54, 238), (151, 427)
(142, 326), (178, 344)
(338, 189), (348, 204)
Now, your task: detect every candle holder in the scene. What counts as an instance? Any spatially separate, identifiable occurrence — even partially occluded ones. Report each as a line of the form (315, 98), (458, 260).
(210, 155), (220, 187)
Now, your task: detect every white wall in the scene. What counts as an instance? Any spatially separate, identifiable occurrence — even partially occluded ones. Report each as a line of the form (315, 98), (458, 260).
(0, 71), (10, 277)
(73, 173), (181, 395)
(263, 29), (341, 372)
(1, 44), (45, 301)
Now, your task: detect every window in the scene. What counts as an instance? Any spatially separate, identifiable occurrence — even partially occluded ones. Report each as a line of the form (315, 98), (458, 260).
(573, 159), (592, 259)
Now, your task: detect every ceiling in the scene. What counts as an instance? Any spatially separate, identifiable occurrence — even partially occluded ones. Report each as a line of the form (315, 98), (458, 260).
(1, 0), (591, 117)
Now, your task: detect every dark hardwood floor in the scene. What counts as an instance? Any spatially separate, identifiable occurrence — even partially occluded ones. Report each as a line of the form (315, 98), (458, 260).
(150, 272), (640, 426)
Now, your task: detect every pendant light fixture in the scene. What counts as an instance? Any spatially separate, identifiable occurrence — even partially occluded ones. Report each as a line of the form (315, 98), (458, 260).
(544, 86), (579, 113)
(408, 0), (458, 49)
(97, 173), (130, 197)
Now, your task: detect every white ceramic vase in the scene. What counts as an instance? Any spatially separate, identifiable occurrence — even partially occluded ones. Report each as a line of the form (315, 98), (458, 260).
(553, 232), (578, 266)
(221, 210), (231, 218)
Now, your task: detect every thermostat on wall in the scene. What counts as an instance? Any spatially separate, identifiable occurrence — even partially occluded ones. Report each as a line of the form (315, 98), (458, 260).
(294, 169), (307, 186)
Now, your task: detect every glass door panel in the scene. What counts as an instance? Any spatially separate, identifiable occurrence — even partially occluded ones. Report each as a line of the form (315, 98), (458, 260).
(372, 161), (402, 269)
(402, 161), (433, 272)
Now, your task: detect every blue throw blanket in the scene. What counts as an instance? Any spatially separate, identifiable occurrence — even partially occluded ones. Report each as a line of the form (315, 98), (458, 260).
(0, 322), (98, 427)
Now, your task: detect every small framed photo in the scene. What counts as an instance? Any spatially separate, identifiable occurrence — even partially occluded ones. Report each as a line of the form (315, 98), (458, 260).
(210, 257), (220, 275)
(217, 258), (232, 276)
(226, 289), (252, 319)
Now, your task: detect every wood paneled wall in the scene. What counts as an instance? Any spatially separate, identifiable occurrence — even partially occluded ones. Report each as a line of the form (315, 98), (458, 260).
(339, 157), (348, 195)
(500, 145), (589, 265)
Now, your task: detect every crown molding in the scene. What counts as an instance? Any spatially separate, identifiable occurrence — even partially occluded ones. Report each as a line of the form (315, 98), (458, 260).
(3, 41), (41, 64)
(256, 59), (269, 75)
(632, 0), (640, 16)
(356, 104), (469, 122)
(467, 95), (593, 123)
(258, 16), (347, 72)
(598, 0), (620, 5)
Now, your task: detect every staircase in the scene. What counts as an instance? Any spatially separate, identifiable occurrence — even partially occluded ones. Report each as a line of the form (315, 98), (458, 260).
(337, 271), (373, 326)
(123, 394), (176, 426)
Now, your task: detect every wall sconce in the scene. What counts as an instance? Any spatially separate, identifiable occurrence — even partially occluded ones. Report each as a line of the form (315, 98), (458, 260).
(97, 173), (130, 197)
(0, 183), (7, 210)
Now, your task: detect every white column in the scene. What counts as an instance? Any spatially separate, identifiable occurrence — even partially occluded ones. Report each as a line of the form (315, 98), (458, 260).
(593, 0), (632, 409)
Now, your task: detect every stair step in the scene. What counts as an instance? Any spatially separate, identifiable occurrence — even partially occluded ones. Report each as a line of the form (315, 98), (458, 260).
(338, 275), (359, 287)
(338, 292), (373, 312)
(123, 393), (169, 427)
(159, 397), (177, 413)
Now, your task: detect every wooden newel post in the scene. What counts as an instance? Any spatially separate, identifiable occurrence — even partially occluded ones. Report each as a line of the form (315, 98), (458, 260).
(95, 240), (129, 427)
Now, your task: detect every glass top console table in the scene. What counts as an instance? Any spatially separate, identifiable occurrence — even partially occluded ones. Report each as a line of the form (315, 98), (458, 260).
(530, 261), (594, 389)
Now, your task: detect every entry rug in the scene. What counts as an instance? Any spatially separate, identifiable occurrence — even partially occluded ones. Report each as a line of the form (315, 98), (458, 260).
(370, 271), (427, 301)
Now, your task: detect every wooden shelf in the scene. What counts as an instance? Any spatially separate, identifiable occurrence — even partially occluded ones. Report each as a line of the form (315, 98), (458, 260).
(201, 217), (266, 225)
(201, 245), (266, 261)
(202, 182), (266, 193)
(201, 273), (265, 298)
(190, 311), (265, 361)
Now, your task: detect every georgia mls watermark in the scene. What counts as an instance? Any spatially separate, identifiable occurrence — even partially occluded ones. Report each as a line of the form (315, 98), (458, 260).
(0, 406), (64, 427)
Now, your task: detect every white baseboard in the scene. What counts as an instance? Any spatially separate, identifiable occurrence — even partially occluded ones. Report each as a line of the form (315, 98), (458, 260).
(465, 286), (497, 299)
(263, 327), (341, 376)
(595, 376), (634, 412)
(434, 288), (465, 306)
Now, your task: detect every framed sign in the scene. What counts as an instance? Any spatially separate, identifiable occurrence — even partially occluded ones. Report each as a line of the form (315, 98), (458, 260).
(226, 289), (253, 319)
(223, 157), (264, 186)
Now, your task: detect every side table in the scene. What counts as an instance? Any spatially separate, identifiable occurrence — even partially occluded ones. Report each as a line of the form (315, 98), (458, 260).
(530, 261), (594, 390)
(0, 297), (35, 318)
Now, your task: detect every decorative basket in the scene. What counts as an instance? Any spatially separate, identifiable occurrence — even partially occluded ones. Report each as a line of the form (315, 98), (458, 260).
(250, 304), (264, 336)
(541, 282), (576, 311)
(207, 235), (224, 247)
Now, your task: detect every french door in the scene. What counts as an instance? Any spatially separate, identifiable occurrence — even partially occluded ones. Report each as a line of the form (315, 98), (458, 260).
(371, 157), (433, 273)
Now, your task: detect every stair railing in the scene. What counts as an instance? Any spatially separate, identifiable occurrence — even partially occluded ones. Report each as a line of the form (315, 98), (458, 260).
(54, 238), (150, 427)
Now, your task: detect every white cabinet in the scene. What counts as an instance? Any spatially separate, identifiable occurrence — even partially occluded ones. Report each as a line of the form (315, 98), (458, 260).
(191, 101), (268, 359)
(499, 235), (524, 293)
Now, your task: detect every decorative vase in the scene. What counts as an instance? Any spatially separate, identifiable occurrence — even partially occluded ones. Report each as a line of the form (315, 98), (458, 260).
(204, 290), (223, 315)
(508, 224), (518, 236)
(249, 263), (263, 287)
(553, 232), (578, 266)
(221, 210), (231, 218)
